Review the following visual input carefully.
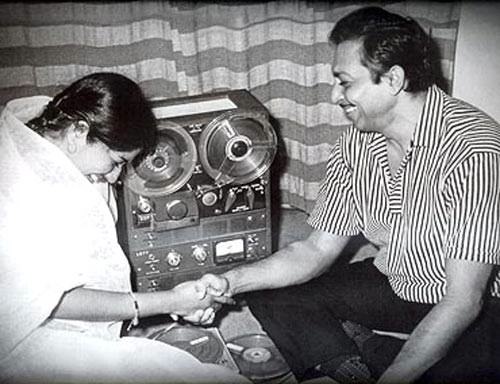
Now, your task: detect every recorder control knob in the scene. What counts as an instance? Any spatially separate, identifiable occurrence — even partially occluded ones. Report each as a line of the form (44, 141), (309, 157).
(224, 190), (237, 212)
(137, 196), (152, 213)
(166, 200), (188, 220)
(246, 188), (255, 210)
(201, 191), (218, 206)
(166, 250), (182, 267)
(192, 246), (208, 263)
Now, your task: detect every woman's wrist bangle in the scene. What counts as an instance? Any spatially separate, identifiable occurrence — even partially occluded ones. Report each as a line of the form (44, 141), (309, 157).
(126, 291), (140, 331)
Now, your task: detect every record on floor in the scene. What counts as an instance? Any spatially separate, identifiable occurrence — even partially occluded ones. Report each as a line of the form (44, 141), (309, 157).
(226, 333), (291, 381)
(149, 325), (223, 363)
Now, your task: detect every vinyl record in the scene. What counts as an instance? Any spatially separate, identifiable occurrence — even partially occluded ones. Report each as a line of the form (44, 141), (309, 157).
(227, 333), (290, 381)
(149, 325), (223, 363)
(124, 121), (197, 196)
(198, 110), (277, 186)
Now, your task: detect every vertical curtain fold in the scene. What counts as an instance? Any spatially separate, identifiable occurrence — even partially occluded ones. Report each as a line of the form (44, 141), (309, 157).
(0, 1), (461, 211)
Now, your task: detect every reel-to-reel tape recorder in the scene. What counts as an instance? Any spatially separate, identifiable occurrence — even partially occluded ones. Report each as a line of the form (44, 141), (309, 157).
(116, 90), (277, 292)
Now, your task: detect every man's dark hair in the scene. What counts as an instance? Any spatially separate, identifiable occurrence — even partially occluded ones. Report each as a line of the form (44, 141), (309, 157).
(329, 6), (434, 93)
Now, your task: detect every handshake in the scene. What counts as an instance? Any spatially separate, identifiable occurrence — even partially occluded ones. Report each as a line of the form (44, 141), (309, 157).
(169, 273), (234, 325)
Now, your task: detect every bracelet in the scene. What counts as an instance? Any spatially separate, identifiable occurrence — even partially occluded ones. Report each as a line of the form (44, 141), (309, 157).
(126, 291), (140, 332)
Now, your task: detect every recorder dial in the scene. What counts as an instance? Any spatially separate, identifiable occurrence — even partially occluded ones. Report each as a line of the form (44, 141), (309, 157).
(166, 200), (188, 220)
(166, 251), (182, 267)
(192, 246), (208, 263)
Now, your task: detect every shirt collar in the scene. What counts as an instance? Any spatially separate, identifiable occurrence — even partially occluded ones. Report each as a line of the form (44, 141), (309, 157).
(411, 85), (445, 148)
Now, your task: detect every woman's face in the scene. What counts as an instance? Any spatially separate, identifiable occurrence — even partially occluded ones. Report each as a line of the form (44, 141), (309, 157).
(60, 121), (141, 184)
(73, 140), (140, 184)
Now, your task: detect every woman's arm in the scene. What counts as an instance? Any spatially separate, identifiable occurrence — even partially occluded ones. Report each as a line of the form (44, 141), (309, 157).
(50, 279), (223, 322)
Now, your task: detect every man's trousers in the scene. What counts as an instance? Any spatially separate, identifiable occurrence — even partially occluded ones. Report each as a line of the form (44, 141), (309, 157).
(245, 258), (500, 383)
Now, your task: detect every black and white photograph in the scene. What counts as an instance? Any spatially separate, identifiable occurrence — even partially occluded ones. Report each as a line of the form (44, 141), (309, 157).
(0, 1), (499, 383)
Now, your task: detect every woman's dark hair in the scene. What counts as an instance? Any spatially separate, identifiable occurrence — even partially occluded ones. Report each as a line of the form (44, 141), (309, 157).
(28, 72), (158, 154)
(329, 7), (434, 93)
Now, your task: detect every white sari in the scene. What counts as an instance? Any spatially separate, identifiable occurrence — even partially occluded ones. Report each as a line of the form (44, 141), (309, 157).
(0, 97), (248, 383)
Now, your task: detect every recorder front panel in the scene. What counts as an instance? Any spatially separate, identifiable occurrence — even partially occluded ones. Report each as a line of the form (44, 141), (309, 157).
(117, 89), (276, 292)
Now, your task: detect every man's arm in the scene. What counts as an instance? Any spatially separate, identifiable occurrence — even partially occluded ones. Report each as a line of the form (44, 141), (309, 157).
(223, 229), (351, 296)
(378, 258), (493, 384)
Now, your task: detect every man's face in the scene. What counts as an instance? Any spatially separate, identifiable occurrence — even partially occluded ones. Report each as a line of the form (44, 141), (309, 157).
(331, 39), (395, 132)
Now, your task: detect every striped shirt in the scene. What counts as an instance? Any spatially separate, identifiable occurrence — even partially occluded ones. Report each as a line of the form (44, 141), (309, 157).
(308, 85), (500, 304)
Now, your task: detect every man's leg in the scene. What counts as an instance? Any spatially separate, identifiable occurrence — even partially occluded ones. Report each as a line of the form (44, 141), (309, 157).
(244, 273), (359, 379)
(418, 297), (500, 384)
(334, 265), (500, 383)
(246, 258), (500, 382)
(245, 258), (428, 380)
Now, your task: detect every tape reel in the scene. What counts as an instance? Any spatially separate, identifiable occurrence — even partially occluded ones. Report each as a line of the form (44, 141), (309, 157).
(149, 325), (223, 363)
(124, 121), (197, 196)
(227, 333), (290, 381)
(198, 110), (277, 186)
(124, 110), (276, 196)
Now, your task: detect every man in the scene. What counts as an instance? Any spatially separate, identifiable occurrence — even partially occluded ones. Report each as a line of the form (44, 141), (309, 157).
(204, 6), (500, 384)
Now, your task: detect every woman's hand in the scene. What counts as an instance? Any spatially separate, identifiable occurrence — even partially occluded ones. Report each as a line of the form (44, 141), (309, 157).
(169, 276), (235, 325)
(182, 307), (216, 325)
(169, 279), (212, 317)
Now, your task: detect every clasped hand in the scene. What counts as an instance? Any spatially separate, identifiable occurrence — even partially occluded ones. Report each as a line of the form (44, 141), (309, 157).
(170, 274), (232, 325)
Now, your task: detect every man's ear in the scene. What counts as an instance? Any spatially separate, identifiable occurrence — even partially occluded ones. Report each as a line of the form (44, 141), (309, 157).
(66, 120), (90, 153)
(382, 65), (407, 95)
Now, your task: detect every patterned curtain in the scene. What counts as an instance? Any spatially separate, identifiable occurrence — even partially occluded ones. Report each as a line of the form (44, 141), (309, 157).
(0, 1), (461, 211)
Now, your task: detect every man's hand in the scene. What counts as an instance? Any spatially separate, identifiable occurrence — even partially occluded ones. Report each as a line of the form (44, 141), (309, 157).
(199, 273), (232, 299)
(169, 279), (214, 318)
(169, 276), (235, 325)
(376, 259), (493, 383)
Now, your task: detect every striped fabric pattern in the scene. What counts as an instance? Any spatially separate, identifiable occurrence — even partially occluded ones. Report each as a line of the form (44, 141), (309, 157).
(0, 1), (461, 211)
(308, 86), (500, 304)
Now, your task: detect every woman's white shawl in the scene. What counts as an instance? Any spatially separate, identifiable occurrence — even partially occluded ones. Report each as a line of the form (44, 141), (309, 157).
(0, 96), (132, 359)
(0, 96), (249, 384)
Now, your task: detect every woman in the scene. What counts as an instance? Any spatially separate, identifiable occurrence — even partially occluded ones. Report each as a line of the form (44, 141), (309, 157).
(0, 73), (245, 383)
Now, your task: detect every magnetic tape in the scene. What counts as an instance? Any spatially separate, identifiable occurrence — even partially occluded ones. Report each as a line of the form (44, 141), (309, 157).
(116, 90), (277, 292)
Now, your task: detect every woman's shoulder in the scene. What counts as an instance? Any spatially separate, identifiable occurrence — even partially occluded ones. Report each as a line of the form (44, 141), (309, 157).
(3, 95), (52, 123)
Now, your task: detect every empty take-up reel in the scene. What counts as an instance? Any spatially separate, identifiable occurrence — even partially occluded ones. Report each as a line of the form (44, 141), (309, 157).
(198, 110), (276, 186)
